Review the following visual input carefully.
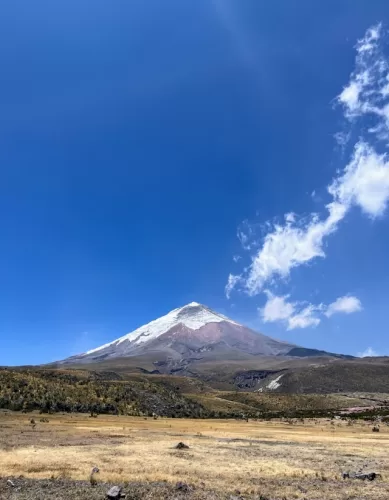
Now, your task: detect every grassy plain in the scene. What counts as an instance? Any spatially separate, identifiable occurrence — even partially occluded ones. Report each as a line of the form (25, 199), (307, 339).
(1, 411), (389, 499)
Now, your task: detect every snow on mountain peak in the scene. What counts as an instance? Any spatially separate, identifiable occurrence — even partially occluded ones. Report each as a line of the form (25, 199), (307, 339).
(85, 302), (238, 355)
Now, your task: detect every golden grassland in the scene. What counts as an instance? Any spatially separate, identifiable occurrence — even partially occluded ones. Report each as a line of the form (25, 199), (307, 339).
(1, 411), (389, 499)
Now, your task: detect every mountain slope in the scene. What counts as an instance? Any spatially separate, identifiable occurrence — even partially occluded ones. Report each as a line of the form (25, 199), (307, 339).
(64, 302), (296, 364)
(60, 302), (361, 393)
(5, 303), (386, 397)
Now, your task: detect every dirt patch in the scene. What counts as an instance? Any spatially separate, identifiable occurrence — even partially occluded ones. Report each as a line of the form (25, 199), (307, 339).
(0, 477), (230, 500)
(1, 475), (389, 500)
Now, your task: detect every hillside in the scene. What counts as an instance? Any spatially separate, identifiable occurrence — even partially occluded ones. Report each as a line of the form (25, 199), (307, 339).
(259, 360), (389, 394)
(63, 353), (389, 394)
(0, 368), (209, 418)
(2, 367), (389, 419)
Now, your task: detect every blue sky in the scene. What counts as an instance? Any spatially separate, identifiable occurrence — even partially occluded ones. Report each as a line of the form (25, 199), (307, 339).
(1, 1), (389, 365)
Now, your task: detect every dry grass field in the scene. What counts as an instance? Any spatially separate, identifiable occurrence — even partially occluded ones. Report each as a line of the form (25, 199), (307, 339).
(1, 411), (389, 499)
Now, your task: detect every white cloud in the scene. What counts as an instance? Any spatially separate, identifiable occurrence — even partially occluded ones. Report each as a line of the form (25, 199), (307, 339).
(285, 212), (296, 223)
(333, 24), (389, 218)
(329, 142), (389, 218)
(237, 220), (257, 251)
(325, 295), (362, 317)
(237, 230), (249, 249)
(287, 305), (321, 330)
(233, 255), (241, 263)
(358, 346), (379, 357)
(357, 24), (381, 54)
(339, 80), (362, 114)
(338, 23), (389, 130)
(261, 292), (295, 322)
(334, 131), (351, 148)
(245, 201), (346, 296)
(260, 292), (322, 330)
(225, 274), (240, 299)
(226, 23), (389, 298)
(260, 292), (361, 330)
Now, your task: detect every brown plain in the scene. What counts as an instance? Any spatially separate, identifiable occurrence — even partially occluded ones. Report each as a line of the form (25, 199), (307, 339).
(1, 412), (389, 499)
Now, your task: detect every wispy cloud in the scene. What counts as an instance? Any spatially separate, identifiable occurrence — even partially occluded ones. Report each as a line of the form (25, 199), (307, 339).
(326, 295), (362, 317)
(287, 304), (321, 330)
(329, 142), (389, 219)
(260, 292), (362, 330)
(225, 274), (241, 299)
(338, 24), (387, 122)
(358, 346), (379, 358)
(227, 24), (389, 298)
(245, 202), (346, 296)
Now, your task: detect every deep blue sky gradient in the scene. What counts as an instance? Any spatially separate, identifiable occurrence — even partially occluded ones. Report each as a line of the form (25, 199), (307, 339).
(1, 1), (389, 364)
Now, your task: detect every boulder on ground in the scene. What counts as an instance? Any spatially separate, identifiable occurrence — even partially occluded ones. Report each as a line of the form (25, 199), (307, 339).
(175, 442), (189, 449)
(106, 486), (125, 499)
(343, 471), (378, 481)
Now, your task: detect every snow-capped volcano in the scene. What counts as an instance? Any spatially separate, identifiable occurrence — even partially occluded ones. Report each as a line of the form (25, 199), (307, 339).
(86, 302), (238, 355)
(63, 302), (296, 364)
